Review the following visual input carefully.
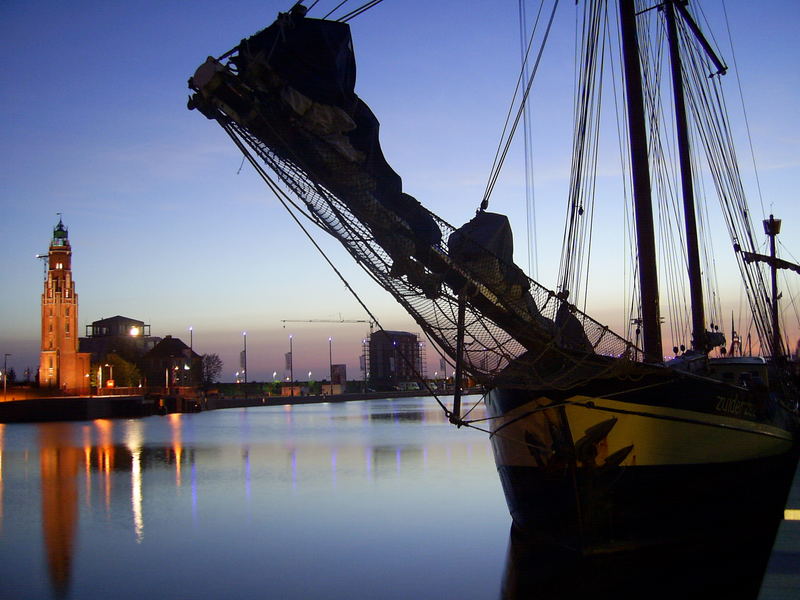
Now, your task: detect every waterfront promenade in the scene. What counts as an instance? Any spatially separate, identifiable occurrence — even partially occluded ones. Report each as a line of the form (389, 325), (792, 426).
(0, 388), (454, 423)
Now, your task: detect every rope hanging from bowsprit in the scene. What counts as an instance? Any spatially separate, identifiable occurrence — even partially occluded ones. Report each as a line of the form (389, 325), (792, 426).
(480, 0), (560, 212)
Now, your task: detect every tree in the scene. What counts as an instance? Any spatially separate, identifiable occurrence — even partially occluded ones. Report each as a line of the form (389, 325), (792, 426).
(201, 353), (223, 389)
(95, 353), (141, 388)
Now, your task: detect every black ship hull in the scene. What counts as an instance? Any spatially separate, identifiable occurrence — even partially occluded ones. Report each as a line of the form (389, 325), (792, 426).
(486, 375), (798, 554)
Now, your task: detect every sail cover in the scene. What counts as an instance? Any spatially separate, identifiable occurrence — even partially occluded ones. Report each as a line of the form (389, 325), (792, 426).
(188, 8), (638, 390)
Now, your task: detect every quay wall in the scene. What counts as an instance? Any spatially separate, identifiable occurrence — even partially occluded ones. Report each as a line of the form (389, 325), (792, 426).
(0, 395), (153, 423)
(0, 388), (469, 423)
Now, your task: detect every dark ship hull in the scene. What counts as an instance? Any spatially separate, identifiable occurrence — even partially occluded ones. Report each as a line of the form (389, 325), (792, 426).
(486, 363), (798, 553)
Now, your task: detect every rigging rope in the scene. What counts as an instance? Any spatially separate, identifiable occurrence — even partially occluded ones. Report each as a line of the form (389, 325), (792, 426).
(721, 1), (766, 218)
(680, 17), (774, 353)
(337, 0), (385, 23)
(221, 122), (456, 418)
(481, 0), (560, 212)
(322, 0), (348, 19)
(558, 0), (605, 306)
(519, 0), (539, 280)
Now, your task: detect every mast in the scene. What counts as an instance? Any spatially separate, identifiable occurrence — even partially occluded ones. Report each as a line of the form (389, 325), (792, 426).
(664, 0), (705, 352)
(619, 0), (663, 363)
(765, 215), (783, 359)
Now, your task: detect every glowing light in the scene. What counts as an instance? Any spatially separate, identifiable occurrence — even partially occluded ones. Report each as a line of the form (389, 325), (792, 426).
(94, 419), (114, 511)
(169, 413), (183, 487)
(125, 421), (144, 542)
(82, 426), (92, 506)
(130, 450), (142, 542)
(129, 326), (140, 336)
(786, 509), (800, 520)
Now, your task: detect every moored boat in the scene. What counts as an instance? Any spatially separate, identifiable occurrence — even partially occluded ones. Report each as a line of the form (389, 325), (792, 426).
(187, 0), (799, 553)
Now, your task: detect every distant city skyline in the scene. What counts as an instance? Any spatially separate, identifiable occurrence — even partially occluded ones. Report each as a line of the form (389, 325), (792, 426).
(2, 0), (798, 380)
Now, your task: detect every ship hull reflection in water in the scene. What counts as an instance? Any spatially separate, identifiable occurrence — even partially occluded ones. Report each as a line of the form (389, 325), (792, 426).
(501, 522), (778, 600)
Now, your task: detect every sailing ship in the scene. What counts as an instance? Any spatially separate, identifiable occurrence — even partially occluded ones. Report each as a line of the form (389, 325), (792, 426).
(188, 1), (799, 552)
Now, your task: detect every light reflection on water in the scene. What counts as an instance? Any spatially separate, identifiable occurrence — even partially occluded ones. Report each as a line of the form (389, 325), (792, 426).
(0, 397), (511, 599)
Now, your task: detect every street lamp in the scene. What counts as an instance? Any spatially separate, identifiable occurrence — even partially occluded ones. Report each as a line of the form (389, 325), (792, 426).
(328, 337), (333, 396)
(189, 326), (193, 351)
(3, 353), (10, 401)
(242, 331), (247, 384)
(289, 334), (294, 396)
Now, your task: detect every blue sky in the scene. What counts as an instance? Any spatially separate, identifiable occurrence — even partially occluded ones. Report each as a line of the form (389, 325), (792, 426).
(1, 0), (798, 381)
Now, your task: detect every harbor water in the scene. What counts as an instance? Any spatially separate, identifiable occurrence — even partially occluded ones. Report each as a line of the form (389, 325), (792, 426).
(0, 396), (511, 599)
(0, 396), (783, 599)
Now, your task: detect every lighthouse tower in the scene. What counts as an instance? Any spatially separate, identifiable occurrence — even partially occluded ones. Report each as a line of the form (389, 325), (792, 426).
(39, 218), (91, 394)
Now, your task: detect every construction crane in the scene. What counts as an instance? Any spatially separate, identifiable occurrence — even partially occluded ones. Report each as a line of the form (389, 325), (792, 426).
(282, 316), (376, 393)
(281, 316), (375, 336)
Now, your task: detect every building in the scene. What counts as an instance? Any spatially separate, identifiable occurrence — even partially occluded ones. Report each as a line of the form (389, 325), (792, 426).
(39, 218), (92, 394)
(79, 316), (161, 364)
(140, 336), (201, 390)
(368, 330), (425, 390)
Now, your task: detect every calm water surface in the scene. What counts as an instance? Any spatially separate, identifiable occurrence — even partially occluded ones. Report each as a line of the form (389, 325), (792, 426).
(0, 397), (513, 599)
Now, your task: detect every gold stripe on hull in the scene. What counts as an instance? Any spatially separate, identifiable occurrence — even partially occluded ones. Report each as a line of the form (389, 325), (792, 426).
(490, 395), (793, 468)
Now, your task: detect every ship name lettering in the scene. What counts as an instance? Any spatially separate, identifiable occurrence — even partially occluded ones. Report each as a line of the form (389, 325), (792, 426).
(715, 396), (755, 418)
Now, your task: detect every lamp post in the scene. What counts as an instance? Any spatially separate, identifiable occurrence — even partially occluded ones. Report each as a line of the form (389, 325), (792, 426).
(3, 353), (10, 401)
(328, 336), (333, 396)
(242, 331), (247, 384)
(104, 363), (113, 388)
(189, 326), (193, 351)
(1, 354), (8, 398)
(289, 334), (294, 397)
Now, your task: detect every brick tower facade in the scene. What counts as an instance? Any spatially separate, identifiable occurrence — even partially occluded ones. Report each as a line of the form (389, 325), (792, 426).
(39, 218), (91, 394)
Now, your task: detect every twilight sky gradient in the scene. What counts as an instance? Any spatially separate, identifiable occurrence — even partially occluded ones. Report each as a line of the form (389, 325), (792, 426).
(1, 0), (798, 381)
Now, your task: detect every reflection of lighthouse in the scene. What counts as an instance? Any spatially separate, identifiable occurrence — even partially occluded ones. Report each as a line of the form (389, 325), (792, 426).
(39, 424), (81, 599)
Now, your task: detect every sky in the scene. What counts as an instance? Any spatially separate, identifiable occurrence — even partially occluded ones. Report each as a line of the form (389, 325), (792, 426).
(1, 0), (798, 382)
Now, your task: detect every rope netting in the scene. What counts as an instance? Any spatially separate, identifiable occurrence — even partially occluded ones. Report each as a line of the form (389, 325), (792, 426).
(190, 38), (642, 392)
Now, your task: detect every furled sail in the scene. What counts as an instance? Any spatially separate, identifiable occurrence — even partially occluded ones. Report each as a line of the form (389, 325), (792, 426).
(188, 7), (638, 389)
